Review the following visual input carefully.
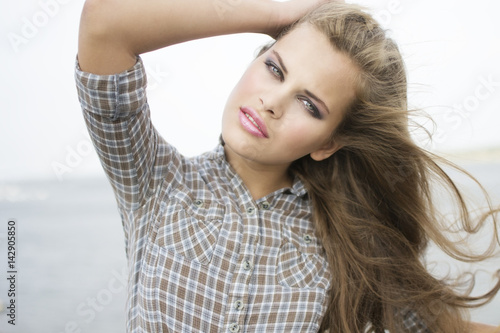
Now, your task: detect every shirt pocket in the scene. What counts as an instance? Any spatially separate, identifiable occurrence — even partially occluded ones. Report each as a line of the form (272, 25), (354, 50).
(155, 188), (225, 266)
(276, 225), (331, 290)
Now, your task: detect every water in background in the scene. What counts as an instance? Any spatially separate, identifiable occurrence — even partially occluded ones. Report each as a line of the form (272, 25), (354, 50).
(0, 178), (127, 333)
(0, 161), (498, 332)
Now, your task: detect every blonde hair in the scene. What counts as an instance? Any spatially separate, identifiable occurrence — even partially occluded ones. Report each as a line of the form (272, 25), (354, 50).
(277, 3), (500, 332)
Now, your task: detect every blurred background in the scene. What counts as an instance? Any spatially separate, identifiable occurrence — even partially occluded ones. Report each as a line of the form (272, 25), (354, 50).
(0, 0), (499, 331)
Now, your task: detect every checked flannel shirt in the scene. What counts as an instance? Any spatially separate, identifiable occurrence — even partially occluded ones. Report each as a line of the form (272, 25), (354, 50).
(75, 56), (430, 333)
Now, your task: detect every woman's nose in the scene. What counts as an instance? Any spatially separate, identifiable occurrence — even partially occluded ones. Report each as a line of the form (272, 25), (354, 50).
(259, 93), (283, 119)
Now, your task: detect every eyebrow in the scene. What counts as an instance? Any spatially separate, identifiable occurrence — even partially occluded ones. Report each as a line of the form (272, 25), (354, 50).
(273, 50), (331, 115)
(272, 50), (288, 75)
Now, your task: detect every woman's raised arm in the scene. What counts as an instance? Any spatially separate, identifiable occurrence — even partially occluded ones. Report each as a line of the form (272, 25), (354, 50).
(77, 0), (331, 74)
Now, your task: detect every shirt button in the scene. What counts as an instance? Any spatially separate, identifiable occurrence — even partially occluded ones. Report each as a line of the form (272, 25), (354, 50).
(246, 206), (256, 215)
(229, 323), (240, 332)
(234, 299), (244, 311)
(243, 260), (253, 271)
(194, 199), (204, 208)
(303, 233), (313, 244)
(260, 201), (271, 210)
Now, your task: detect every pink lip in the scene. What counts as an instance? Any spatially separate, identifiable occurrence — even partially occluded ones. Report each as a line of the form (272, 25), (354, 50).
(239, 106), (268, 138)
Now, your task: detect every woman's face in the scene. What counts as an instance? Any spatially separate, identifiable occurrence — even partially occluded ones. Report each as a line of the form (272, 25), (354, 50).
(222, 23), (357, 169)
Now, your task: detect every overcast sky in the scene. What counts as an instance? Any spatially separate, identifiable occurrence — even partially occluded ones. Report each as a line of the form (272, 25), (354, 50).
(2, 0), (500, 182)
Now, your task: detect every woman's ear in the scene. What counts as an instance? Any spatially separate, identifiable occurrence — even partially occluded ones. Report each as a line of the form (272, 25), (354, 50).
(310, 141), (342, 161)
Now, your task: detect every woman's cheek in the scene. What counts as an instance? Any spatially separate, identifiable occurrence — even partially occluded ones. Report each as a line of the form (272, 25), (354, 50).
(240, 69), (266, 94)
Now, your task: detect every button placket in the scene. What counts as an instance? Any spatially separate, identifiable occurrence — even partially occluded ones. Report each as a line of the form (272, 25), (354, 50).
(227, 198), (256, 333)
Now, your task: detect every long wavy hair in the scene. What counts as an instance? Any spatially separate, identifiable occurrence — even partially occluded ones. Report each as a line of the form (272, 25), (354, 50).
(276, 3), (500, 332)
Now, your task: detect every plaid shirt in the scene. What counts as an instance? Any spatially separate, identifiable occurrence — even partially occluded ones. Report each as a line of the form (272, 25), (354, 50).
(75, 57), (430, 333)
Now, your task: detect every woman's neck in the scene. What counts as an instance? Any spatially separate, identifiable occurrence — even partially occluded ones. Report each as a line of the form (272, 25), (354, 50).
(224, 147), (293, 200)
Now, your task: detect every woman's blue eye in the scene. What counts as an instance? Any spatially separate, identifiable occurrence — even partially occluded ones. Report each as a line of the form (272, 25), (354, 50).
(300, 98), (322, 119)
(265, 60), (283, 80)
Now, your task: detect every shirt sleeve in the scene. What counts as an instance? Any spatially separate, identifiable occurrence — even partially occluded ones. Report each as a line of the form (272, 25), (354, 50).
(74, 56), (177, 211)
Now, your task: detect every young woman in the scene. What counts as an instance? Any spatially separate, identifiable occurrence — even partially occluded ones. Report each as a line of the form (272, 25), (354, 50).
(75, 0), (500, 331)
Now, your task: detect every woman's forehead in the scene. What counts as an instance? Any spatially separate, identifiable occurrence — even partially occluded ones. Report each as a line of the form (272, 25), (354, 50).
(273, 25), (355, 76)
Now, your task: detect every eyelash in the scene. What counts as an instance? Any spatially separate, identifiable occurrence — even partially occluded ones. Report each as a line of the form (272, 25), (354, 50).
(264, 59), (322, 119)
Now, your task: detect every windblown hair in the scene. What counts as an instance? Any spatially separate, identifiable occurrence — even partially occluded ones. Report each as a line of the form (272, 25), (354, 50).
(279, 3), (500, 332)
